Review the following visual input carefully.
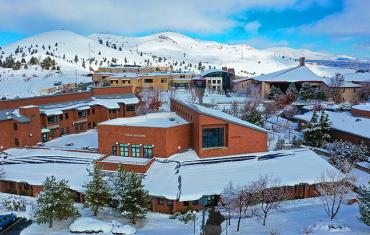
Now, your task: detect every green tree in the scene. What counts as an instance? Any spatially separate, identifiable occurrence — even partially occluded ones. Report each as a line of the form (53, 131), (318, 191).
(318, 110), (331, 146)
(241, 106), (265, 127)
(286, 83), (299, 98)
(74, 55), (79, 63)
(358, 183), (370, 226)
(83, 161), (111, 216)
(303, 111), (331, 147)
(112, 166), (150, 224)
(35, 176), (79, 228)
(299, 83), (315, 100)
(267, 86), (282, 100)
(29, 56), (39, 65)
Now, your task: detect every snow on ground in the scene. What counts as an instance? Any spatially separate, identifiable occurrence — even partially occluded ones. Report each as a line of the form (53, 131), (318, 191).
(0, 193), (35, 220)
(221, 197), (368, 235)
(43, 129), (98, 151)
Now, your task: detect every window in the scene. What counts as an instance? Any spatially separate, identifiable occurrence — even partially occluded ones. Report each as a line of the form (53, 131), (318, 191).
(65, 113), (69, 119)
(202, 127), (225, 148)
(144, 79), (153, 84)
(212, 80), (216, 84)
(143, 145), (153, 158)
(112, 109), (117, 114)
(87, 109), (90, 116)
(119, 144), (129, 157)
(23, 184), (30, 190)
(49, 129), (56, 137)
(112, 146), (118, 156)
(161, 79), (167, 83)
(126, 105), (135, 112)
(78, 110), (87, 119)
(183, 201), (189, 206)
(166, 200), (173, 206)
(192, 200), (199, 205)
(92, 122), (96, 128)
(15, 138), (19, 146)
(13, 123), (17, 131)
(131, 144), (141, 157)
(60, 127), (64, 135)
(74, 124), (78, 133)
(59, 114), (63, 120)
(47, 116), (57, 124)
(217, 80), (221, 84)
(88, 122), (91, 128)
(92, 108), (95, 115)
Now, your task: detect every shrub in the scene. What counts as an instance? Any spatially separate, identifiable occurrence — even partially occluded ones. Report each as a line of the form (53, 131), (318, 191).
(3, 196), (26, 211)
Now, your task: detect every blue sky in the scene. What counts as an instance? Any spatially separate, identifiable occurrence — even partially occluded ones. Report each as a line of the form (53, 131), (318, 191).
(0, 0), (369, 58)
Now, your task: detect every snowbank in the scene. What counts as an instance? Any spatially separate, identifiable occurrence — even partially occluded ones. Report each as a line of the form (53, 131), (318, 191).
(69, 217), (135, 234)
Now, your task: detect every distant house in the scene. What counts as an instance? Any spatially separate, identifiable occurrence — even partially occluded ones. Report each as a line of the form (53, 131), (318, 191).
(200, 68), (235, 91)
(250, 58), (361, 102)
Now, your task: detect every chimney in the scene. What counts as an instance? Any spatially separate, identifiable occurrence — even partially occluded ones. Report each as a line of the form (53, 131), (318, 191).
(299, 57), (305, 66)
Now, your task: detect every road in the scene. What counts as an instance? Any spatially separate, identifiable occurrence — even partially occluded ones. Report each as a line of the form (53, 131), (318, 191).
(0, 218), (32, 235)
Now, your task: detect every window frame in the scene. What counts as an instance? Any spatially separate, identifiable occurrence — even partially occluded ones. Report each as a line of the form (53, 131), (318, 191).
(143, 145), (153, 158)
(202, 127), (225, 148)
(119, 144), (129, 157)
(131, 144), (141, 157)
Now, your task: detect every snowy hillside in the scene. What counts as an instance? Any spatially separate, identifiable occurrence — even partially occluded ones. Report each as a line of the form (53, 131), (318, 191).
(0, 30), (356, 98)
(265, 47), (355, 61)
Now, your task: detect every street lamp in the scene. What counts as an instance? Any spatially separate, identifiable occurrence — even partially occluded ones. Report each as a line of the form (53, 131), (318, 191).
(192, 210), (197, 234)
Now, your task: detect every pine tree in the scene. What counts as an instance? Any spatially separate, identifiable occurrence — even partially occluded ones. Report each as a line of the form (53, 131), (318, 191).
(74, 55), (79, 63)
(358, 183), (370, 226)
(35, 176), (79, 228)
(112, 166), (150, 224)
(318, 110), (331, 146)
(83, 162), (110, 216)
(29, 56), (39, 65)
(299, 83), (315, 100)
(286, 83), (298, 98)
(241, 106), (265, 127)
(267, 86), (282, 100)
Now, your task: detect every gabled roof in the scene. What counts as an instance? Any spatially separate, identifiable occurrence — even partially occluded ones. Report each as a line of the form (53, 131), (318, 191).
(171, 98), (268, 133)
(252, 65), (323, 83)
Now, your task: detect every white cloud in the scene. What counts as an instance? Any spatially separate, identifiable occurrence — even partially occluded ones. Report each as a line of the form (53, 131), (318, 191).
(244, 21), (261, 32)
(299, 0), (370, 37)
(0, 0), (296, 35)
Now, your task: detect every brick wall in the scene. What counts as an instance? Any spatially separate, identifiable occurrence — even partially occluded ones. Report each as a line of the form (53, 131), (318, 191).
(352, 108), (370, 118)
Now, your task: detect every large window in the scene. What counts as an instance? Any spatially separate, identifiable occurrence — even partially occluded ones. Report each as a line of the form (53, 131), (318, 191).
(47, 116), (58, 124)
(144, 79), (153, 84)
(78, 110), (87, 119)
(143, 145), (153, 158)
(119, 144), (129, 157)
(202, 127), (225, 148)
(112, 146), (118, 156)
(131, 144), (141, 157)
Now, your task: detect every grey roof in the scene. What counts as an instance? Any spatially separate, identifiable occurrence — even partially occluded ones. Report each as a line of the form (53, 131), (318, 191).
(0, 109), (30, 123)
(171, 98), (268, 133)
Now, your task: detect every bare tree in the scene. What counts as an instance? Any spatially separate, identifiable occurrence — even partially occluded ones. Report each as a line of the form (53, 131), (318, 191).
(315, 166), (356, 220)
(246, 82), (262, 104)
(254, 176), (291, 226)
(328, 73), (344, 104)
(263, 101), (277, 121)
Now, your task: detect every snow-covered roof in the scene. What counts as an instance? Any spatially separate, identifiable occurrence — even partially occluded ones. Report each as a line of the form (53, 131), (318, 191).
(109, 71), (174, 79)
(233, 77), (251, 83)
(200, 69), (232, 77)
(294, 111), (370, 140)
(0, 109), (30, 123)
(352, 103), (370, 112)
(171, 99), (268, 133)
(342, 72), (370, 83)
(144, 149), (341, 201)
(321, 79), (361, 88)
(99, 112), (189, 128)
(252, 66), (323, 83)
(40, 94), (139, 116)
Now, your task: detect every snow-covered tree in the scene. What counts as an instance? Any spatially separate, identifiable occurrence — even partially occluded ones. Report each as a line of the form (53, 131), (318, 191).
(316, 168), (356, 220)
(286, 83), (299, 98)
(328, 73), (344, 104)
(358, 183), (370, 226)
(83, 162), (111, 216)
(267, 86), (282, 100)
(35, 176), (79, 228)
(299, 83), (315, 100)
(112, 166), (150, 224)
(241, 106), (264, 127)
(303, 111), (331, 147)
(326, 140), (368, 170)
(274, 138), (285, 151)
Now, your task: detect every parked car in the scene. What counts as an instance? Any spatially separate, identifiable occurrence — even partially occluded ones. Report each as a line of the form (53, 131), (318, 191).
(0, 213), (17, 230)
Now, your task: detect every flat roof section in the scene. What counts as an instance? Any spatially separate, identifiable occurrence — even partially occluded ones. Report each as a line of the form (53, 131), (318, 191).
(99, 112), (189, 128)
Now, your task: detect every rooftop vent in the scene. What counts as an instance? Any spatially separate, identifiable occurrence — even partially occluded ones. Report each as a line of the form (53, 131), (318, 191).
(169, 117), (176, 121)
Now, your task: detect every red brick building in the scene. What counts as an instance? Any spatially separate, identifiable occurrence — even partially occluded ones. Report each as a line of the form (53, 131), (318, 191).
(0, 87), (138, 150)
(97, 98), (268, 171)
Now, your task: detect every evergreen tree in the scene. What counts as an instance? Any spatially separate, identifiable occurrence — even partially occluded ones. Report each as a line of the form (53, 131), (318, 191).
(286, 83), (299, 98)
(13, 61), (21, 70)
(112, 166), (150, 224)
(241, 106), (265, 127)
(267, 86), (282, 100)
(74, 55), (79, 63)
(35, 176), (79, 228)
(83, 162), (110, 216)
(299, 83), (315, 100)
(358, 183), (370, 226)
(29, 56), (39, 65)
(40, 57), (56, 70)
(303, 111), (331, 147)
